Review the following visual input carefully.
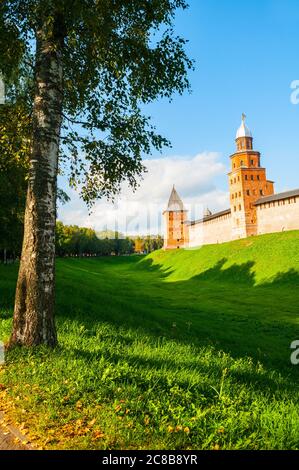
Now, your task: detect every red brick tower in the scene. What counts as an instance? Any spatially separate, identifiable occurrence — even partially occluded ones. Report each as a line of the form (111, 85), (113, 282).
(163, 186), (189, 249)
(228, 114), (274, 239)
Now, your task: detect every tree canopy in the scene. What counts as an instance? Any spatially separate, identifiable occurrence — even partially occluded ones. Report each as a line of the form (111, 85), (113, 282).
(1, 0), (193, 205)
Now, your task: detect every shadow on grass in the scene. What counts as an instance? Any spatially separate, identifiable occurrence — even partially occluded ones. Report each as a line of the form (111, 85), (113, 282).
(1, 256), (299, 384)
(137, 255), (299, 287)
(60, 257), (299, 377)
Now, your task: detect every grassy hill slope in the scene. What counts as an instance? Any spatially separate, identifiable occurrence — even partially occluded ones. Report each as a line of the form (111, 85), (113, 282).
(147, 230), (299, 285)
(0, 231), (299, 449)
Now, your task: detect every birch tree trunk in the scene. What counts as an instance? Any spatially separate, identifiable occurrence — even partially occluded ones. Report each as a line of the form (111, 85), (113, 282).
(9, 20), (63, 347)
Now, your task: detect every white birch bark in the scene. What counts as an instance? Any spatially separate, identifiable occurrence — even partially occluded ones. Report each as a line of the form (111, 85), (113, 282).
(9, 21), (63, 347)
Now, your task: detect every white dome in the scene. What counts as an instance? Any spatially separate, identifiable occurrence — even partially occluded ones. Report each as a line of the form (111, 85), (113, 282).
(236, 114), (252, 139)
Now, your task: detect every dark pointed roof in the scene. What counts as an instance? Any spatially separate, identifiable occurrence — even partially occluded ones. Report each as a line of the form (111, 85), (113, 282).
(165, 185), (186, 212)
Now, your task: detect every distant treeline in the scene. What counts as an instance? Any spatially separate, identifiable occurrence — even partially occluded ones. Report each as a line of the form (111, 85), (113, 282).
(55, 222), (163, 257)
(56, 222), (135, 257)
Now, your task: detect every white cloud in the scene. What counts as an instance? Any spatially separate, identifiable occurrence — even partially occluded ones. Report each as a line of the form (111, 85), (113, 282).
(58, 152), (230, 236)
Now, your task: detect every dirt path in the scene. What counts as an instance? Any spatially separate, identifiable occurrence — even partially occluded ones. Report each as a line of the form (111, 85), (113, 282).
(0, 411), (31, 450)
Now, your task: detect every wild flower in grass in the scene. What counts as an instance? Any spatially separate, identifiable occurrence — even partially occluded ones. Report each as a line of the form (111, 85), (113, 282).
(184, 427), (190, 434)
(144, 416), (150, 426)
(210, 368), (229, 400)
(167, 425), (174, 433)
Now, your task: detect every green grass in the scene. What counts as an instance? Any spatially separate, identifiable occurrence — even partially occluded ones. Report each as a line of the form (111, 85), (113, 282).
(1, 230), (299, 449)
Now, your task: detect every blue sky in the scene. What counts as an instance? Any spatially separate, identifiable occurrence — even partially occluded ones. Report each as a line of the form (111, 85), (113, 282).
(147, 0), (299, 190)
(59, 0), (299, 234)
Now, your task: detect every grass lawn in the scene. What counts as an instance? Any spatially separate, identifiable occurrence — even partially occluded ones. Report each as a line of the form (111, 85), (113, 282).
(1, 230), (299, 449)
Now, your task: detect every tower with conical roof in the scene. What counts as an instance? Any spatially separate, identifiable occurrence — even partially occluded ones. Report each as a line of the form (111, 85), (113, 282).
(229, 114), (275, 239)
(163, 186), (189, 249)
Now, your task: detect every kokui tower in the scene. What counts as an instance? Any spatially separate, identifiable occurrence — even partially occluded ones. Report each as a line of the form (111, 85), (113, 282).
(228, 114), (275, 239)
(163, 186), (189, 249)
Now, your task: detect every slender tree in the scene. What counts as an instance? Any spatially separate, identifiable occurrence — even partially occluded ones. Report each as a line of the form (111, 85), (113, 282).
(1, 0), (192, 348)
